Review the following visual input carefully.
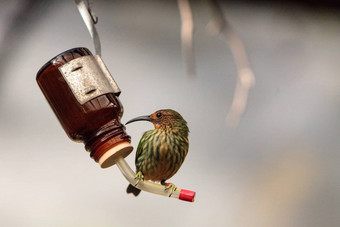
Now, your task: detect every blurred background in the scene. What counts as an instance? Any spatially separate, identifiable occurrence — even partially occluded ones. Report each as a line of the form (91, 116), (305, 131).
(0, 0), (339, 226)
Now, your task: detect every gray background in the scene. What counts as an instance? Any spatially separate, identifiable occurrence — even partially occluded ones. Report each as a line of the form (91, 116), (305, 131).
(0, 0), (339, 226)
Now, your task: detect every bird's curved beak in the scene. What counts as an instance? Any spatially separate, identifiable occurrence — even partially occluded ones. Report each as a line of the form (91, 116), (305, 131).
(126, 115), (158, 125)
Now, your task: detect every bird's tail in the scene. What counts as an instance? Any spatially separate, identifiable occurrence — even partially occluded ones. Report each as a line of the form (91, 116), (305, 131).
(126, 184), (141, 196)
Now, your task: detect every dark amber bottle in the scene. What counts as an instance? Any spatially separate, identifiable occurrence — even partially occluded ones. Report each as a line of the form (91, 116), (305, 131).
(36, 47), (133, 168)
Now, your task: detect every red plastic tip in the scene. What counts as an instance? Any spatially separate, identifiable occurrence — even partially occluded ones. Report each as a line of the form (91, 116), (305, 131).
(179, 189), (196, 202)
(166, 183), (195, 202)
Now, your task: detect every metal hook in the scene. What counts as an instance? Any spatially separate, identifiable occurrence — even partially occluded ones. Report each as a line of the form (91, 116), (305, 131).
(75, 0), (101, 56)
(88, 8), (98, 24)
(85, 0), (98, 24)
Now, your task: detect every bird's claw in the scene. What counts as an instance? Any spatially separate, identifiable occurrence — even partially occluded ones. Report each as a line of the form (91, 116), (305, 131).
(134, 171), (144, 186)
(164, 183), (177, 197)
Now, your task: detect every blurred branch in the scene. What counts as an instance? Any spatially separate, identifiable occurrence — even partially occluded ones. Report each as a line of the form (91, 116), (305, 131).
(178, 0), (196, 77)
(206, 0), (255, 127)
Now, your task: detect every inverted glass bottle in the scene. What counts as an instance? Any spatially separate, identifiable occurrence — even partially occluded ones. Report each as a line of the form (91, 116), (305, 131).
(36, 47), (132, 168)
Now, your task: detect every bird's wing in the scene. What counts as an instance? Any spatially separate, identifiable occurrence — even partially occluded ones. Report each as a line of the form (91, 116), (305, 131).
(135, 130), (153, 165)
(135, 137), (144, 165)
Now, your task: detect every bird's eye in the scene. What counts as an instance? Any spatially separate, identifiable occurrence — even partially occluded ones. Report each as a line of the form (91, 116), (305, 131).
(156, 112), (162, 118)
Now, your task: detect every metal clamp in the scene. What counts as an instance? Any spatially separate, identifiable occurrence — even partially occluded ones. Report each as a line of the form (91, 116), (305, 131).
(59, 55), (121, 105)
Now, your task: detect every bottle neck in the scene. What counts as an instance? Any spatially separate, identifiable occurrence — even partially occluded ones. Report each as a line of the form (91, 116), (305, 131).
(84, 121), (131, 162)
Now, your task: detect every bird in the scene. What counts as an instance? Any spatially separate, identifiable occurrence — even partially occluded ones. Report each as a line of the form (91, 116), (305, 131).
(125, 109), (189, 197)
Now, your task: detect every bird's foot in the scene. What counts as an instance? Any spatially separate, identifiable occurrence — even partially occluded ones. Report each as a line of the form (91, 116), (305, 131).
(164, 183), (177, 197)
(134, 171), (144, 186)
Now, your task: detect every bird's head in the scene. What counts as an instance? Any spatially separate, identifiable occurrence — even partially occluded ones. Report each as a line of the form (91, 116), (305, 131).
(126, 109), (189, 136)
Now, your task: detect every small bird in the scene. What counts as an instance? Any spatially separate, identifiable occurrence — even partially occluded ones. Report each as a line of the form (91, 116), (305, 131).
(125, 109), (189, 197)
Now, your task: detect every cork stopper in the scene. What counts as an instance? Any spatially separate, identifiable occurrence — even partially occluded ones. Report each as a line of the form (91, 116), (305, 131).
(98, 142), (133, 168)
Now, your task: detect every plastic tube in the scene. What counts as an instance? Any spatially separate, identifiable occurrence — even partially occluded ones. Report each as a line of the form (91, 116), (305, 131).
(115, 156), (195, 202)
